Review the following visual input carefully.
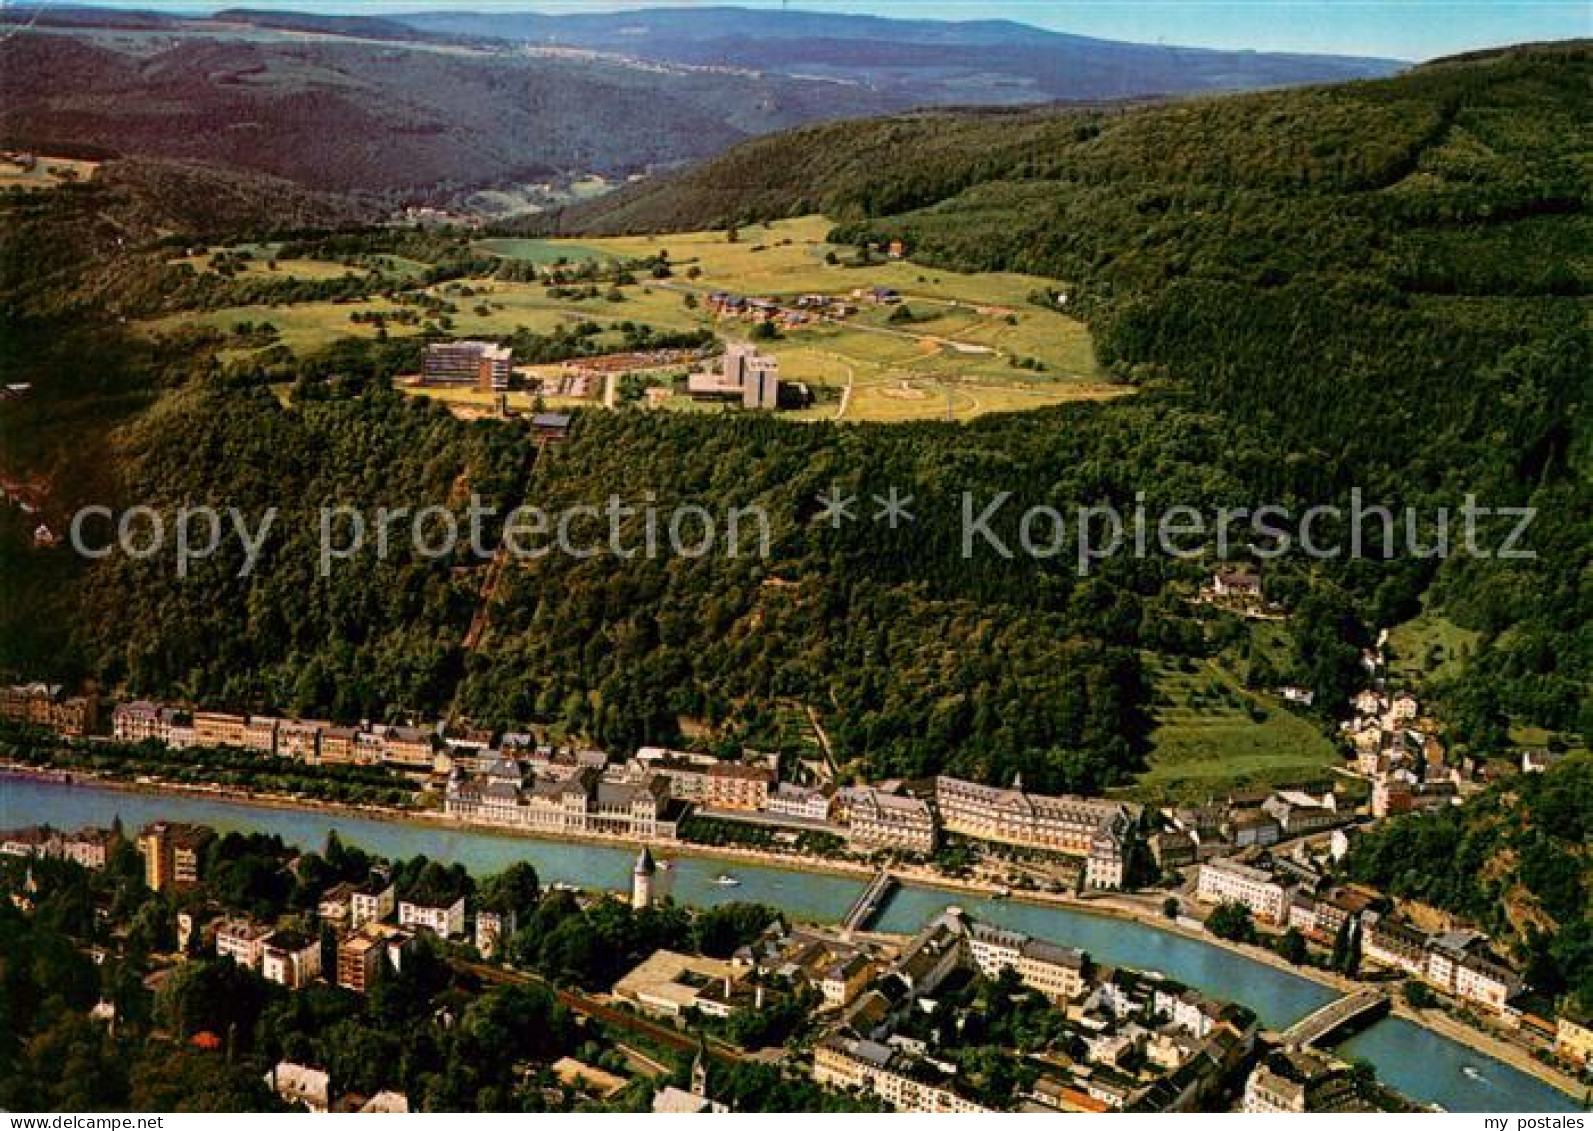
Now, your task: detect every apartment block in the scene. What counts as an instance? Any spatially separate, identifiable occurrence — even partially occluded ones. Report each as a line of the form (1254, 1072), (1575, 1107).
(262, 930), (323, 989)
(350, 879), (397, 928)
(1195, 859), (1291, 925)
(138, 821), (215, 892)
(217, 919), (274, 970)
(399, 894), (466, 938)
(336, 923), (410, 993)
(704, 762), (775, 811)
(422, 341), (513, 392)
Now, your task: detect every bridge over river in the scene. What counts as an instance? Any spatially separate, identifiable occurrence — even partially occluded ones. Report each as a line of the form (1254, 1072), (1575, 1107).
(841, 869), (897, 932)
(1279, 989), (1391, 1049)
(1, 773), (1575, 1113)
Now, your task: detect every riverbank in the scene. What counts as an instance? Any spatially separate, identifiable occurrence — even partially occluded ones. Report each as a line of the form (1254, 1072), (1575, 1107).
(0, 760), (895, 884)
(1403, 1003), (1587, 1103)
(1079, 889), (1588, 1102)
(3, 766), (1578, 1112)
(3, 762), (1582, 1102)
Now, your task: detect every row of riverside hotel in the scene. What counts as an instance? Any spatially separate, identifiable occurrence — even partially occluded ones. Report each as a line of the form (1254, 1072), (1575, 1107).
(81, 695), (1141, 884)
(448, 749), (1142, 889)
(1, 682), (98, 736)
(111, 702), (436, 772)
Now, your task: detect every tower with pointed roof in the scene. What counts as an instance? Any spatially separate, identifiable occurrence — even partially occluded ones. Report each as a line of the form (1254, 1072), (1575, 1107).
(632, 845), (656, 910)
(690, 1041), (708, 1096)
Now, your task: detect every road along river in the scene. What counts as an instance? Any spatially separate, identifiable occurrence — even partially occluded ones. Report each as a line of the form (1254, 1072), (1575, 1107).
(1, 773), (1576, 1113)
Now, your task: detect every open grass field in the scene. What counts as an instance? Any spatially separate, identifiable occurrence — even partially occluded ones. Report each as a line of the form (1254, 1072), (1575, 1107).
(533, 216), (1064, 308)
(148, 299), (421, 355)
(475, 237), (617, 265)
(143, 216), (1124, 424)
(1386, 606), (1481, 685)
(0, 155), (99, 191)
(167, 254), (364, 282)
(166, 243), (431, 283)
(1127, 653), (1343, 803)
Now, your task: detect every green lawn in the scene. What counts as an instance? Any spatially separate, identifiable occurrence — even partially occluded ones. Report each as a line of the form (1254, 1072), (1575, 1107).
(474, 237), (617, 265)
(548, 216), (1079, 308)
(141, 215), (1128, 425)
(1387, 606), (1481, 684)
(1127, 653), (1343, 804)
(148, 300), (407, 353)
(0, 156), (99, 191)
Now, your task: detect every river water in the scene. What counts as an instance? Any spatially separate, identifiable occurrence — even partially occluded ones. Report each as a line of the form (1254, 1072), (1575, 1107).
(1, 773), (1577, 1113)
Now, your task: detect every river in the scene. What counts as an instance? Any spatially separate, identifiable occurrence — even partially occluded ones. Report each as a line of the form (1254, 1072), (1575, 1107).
(1, 773), (1577, 1113)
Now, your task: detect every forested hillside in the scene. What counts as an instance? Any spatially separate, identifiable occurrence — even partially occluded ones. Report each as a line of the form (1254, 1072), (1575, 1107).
(0, 30), (893, 194)
(0, 44), (1587, 794)
(1345, 753), (1591, 1011)
(559, 44), (1593, 752)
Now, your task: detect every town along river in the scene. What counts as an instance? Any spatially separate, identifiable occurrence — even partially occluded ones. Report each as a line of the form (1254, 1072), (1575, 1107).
(2, 773), (1576, 1113)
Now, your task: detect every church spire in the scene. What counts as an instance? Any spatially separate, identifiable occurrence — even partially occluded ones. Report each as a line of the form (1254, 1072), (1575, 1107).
(691, 1040), (708, 1097)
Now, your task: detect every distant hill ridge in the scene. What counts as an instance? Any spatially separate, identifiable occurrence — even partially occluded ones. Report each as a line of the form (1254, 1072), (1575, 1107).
(397, 5), (1405, 102)
(552, 40), (1589, 238)
(0, 5), (1406, 196)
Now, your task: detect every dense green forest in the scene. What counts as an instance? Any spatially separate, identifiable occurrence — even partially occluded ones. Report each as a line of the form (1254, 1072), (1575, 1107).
(0, 44), (1588, 792)
(1344, 752), (1591, 1013)
(558, 44), (1592, 751)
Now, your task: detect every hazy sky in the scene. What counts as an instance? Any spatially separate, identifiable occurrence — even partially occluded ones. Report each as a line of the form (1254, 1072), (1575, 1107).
(23, 0), (1592, 60)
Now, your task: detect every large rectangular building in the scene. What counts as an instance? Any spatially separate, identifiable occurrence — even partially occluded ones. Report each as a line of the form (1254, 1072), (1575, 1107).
(445, 766), (678, 840)
(704, 762), (774, 812)
(688, 342), (781, 409)
(0, 682), (58, 727)
(244, 716), (280, 755)
(1, 684), (96, 737)
(843, 787), (937, 855)
(193, 711), (248, 749)
(933, 776), (1134, 857)
(813, 1035), (991, 1114)
(1195, 859), (1291, 925)
(277, 720), (326, 762)
(138, 822), (215, 892)
(422, 341), (513, 392)
(725, 342), (781, 410)
(964, 920), (1088, 1001)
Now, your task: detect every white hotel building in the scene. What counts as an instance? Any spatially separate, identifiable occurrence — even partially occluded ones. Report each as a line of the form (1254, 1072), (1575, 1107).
(1195, 858), (1291, 925)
